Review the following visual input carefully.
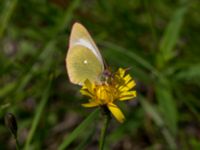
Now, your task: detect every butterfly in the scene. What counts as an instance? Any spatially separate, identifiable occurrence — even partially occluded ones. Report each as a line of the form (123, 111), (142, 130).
(66, 23), (104, 85)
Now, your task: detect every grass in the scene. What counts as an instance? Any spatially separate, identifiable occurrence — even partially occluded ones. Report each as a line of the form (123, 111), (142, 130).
(0, 0), (200, 149)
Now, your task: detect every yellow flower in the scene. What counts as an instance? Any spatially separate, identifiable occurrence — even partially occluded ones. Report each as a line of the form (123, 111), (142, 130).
(80, 68), (136, 123)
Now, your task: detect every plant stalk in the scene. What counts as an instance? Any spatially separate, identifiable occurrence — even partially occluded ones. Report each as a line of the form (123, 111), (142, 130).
(14, 136), (20, 150)
(99, 111), (111, 150)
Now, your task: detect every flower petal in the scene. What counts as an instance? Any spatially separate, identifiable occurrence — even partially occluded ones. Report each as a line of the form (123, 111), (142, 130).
(119, 80), (136, 91)
(118, 68), (125, 78)
(84, 79), (94, 93)
(119, 91), (136, 101)
(124, 74), (132, 83)
(80, 89), (93, 97)
(82, 100), (99, 107)
(107, 103), (125, 123)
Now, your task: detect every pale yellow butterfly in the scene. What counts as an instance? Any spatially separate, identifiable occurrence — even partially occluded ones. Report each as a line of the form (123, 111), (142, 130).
(66, 23), (104, 85)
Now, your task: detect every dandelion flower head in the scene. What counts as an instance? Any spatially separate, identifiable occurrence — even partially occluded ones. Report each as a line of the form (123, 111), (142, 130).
(80, 68), (136, 123)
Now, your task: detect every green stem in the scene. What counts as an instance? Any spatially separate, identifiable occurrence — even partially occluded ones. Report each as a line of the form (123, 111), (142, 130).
(144, 0), (158, 51)
(99, 113), (111, 150)
(24, 81), (51, 150)
(58, 109), (99, 150)
(15, 136), (20, 150)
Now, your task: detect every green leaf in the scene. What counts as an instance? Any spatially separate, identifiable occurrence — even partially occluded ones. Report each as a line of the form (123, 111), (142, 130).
(140, 97), (176, 150)
(0, 0), (17, 38)
(158, 6), (187, 68)
(101, 41), (161, 78)
(0, 81), (17, 98)
(58, 109), (99, 150)
(155, 79), (178, 135)
(15, 0), (81, 93)
(24, 80), (52, 150)
(74, 124), (95, 150)
(175, 63), (200, 82)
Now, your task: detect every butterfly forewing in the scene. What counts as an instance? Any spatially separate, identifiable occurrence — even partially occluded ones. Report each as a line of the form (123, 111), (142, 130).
(69, 23), (104, 65)
(66, 23), (104, 85)
(67, 45), (103, 84)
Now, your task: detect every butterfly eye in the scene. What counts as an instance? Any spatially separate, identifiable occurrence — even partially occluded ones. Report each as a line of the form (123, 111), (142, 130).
(103, 69), (112, 78)
(100, 69), (112, 82)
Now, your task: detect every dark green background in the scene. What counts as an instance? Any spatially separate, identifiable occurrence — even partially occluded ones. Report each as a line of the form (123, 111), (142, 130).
(0, 0), (200, 149)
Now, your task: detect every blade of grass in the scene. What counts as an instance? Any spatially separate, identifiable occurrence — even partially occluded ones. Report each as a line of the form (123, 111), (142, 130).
(156, 78), (177, 135)
(0, 0), (17, 38)
(24, 80), (52, 150)
(0, 81), (17, 98)
(144, 0), (158, 51)
(176, 90), (200, 122)
(58, 109), (99, 150)
(157, 5), (187, 68)
(74, 124), (96, 150)
(140, 97), (176, 150)
(53, 0), (81, 34)
(14, 0), (81, 95)
(99, 45), (155, 83)
(16, 41), (56, 92)
(175, 63), (200, 81)
(100, 41), (161, 78)
(0, 0), (80, 99)
(0, 103), (10, 116)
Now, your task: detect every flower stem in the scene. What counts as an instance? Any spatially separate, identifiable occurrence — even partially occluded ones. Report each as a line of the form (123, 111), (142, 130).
(14, 136), (20, 150)
(99, 111), (111, 150)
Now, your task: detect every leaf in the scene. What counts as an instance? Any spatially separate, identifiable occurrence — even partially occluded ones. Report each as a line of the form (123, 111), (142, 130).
(101, 41), (161, 78)
(155, 78), (178, 135)
(15, 0), (81, 93)
(58, 109), (99, 150)
(0, 0), (17, 38)
(175, 63), (200, 82)
(140, 97), (164, 127)
(24, 80), (52, 150)
(140, 97), (176, 150)
(74, 125), (95, 150)
(158, 6), (187, 68)
(0, 81), (17, 98)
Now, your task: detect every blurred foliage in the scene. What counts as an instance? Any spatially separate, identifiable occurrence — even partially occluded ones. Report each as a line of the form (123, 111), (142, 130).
(0, 0), (200, 149)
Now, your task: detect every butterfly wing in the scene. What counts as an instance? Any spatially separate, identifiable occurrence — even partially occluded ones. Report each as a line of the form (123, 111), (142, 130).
(66, 23), (104, 85)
